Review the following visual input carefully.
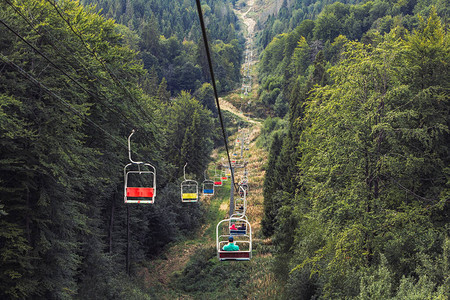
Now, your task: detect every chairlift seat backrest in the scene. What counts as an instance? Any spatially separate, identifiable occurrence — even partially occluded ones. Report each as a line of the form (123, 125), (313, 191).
(216, 218), (252, 261)
(126, 187), (154, 198)
(214, 177), (223, 186)
(202, 180), (214, 196)
(124, 164), (156, 204)
(181, 179), (198, 202)
(222, 170), (229, 180)
(124, 130), (156, 204)
(229, 216), (248, 235)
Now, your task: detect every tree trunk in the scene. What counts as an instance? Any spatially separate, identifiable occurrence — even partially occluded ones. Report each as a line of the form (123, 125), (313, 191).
(126, 205), (130, 275)
(108, 192), (115, 254)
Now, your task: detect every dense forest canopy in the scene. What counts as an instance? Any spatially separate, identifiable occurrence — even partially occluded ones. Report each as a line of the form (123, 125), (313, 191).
(257, 0), (449, 49)
(0, 0), (449, 298)
(256, 0), (448, 117)
(259, 0), (449, 297)
(82, 0), (244, 94)
(0, 0), (220, 298)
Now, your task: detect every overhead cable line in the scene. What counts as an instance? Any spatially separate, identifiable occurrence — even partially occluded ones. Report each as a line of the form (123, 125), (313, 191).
(1, 9), (164, 167)
(0, 17), (138, 132)
(194, 0), (237, 195)
(1, 8), (160, 157)
(0, 54), (152, 165)
(1, 3), (136, 130)
(44, 0), (154, 124)
(0, 18), (97, 101)
(0, 53), (128, 151)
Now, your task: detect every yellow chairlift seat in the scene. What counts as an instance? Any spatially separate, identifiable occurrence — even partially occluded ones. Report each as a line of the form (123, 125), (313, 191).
(181, 163), (198, 203)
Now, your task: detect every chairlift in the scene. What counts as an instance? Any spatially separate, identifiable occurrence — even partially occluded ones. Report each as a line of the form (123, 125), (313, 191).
(124, 130), (156, 204)
(217, 218), (252, 261)
(239, 179), (249, 195)
(213, 167), (223, 186)
(235, 195), (246, 213)
(181, 163), (198, 202)
(234, 186), (247, 215)
(229, 214), (248, 235)
(220, 159), (230, 179)
(202, 170), (214, 196)
(222, 169), (229, 181)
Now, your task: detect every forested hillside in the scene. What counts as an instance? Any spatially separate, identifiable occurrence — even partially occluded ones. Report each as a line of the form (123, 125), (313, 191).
(257, 0), (363, 48)
(257, 0), (448, 48)
(257, 0), (448, 117)
(0, 0), (219, 298)
(82, 0), (244, 94)
(0, 0), (449, 298)
(260, 0), (449, 297)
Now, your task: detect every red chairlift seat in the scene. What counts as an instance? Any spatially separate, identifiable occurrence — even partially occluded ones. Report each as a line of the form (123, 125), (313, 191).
(126, 187), (154, 198)
(124, 129), (156, 204)
(214, 178), (223, 186)
(218, 251), (250, 260)
(124, 164), (156, 204)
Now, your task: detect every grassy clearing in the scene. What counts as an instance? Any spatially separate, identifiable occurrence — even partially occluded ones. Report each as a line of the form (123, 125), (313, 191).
(167, 120), (283, 298)
(134, 0), (284, 296)
(134, 112), (282, 299)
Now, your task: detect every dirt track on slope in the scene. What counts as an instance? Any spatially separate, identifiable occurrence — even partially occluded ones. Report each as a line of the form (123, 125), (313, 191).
(218, 97), (258, 124)
(242, 0), (256, 35)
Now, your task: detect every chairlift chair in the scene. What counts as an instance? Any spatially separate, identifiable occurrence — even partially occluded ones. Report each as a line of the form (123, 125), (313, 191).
(213, 167), (223, 186)
(181, 163), (198, 202)
(202, 170), (214, 196)
(222, 170), (229, 181)
(240, 180), (249, 195)
(217, 218), (252, 261)
(214, 177), (223, 186)
(234, 186), (247, 215)
(124, 130), (156, 204)
(229, 214), (248, 235)
(235, 196), (246, 215)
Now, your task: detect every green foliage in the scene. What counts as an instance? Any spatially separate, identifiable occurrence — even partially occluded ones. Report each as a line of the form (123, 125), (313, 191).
(262, 141), (285, 236)
(256, 0), (449, 117)
(256, 117), (287, 150)
(357, 254), (448, 299)
(262, 6), (449, 299)
(163, 91), (214, 180)
(194, 83), (217, 116)
(0, 0), (217, 298)
(83, 0), (244, 96)
(171, 247), (254, 298)
(257, 0), (362, 48)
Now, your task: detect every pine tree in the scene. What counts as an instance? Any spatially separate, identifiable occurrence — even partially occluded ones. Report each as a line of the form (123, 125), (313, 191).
(262, 133), (284, 236)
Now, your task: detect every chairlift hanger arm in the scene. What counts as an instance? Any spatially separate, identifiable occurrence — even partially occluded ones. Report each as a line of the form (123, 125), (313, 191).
(128, 129), (143, 164)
